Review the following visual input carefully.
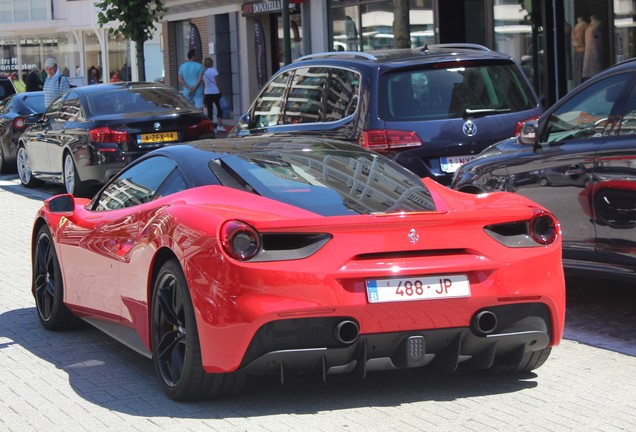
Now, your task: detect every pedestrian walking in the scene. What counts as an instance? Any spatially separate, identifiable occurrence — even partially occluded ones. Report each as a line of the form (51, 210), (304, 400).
(25, 67), (43, 92)
(43, 57), (70, 107)
(202, 57), (224, 131)
(178, 49), (204, 109)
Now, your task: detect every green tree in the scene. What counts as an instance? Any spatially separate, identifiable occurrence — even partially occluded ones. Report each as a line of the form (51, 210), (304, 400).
(95, 0), (166, 81)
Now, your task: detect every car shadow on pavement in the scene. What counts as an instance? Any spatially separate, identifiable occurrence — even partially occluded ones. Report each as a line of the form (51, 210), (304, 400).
(0, 175), (64, 201)
(2, 306), (540, 417)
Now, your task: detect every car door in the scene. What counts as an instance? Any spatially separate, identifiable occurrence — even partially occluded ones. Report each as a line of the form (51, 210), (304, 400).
(57, 155), (187, 322)
(590, 73), (636, 265)
(25, 97), (65, 174)
(506, 73), (633, 253)
(46, 92), (82, 176)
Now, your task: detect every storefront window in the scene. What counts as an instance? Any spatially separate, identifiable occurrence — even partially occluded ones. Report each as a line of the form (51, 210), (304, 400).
(108, 32), (130, 82)
(331, 0), (434, 52)
(332, 5), (360, 51)
(84, 31), (103, 84)
(277, 10), (303, 67)
(565, 1), (610, 89)
(615, 0), (636, 63)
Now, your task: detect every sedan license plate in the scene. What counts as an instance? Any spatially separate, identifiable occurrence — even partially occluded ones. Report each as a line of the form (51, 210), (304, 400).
(366, 274), (470, 303)
(440, 155), (476, 173)
(140, 131), (178, 143)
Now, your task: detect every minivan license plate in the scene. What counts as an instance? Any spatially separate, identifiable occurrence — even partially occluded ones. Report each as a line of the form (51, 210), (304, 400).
(440, 155), (476, 173)
(366, 275), (470, 303)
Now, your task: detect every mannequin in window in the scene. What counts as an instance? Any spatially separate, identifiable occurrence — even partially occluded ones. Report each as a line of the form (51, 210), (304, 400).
(571, 16), (588, 86)
(582, 15), (605, 81)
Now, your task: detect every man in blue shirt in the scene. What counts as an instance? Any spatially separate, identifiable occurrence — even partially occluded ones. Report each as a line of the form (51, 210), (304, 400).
(178, 49), (204, 109)
(43, 57), (70, 107)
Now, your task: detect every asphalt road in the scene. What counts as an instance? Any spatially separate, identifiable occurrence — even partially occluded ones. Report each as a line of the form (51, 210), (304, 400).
(1, 173), (635, 432)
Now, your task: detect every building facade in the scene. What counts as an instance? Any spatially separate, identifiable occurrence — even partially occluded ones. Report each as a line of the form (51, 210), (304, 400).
(0, 0), (161, 86)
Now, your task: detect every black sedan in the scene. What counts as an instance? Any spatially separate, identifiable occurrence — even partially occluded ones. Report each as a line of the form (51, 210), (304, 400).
(16, 82), (214, 196)
(0, 91), (45, 173)
(451, 58), (636, 281)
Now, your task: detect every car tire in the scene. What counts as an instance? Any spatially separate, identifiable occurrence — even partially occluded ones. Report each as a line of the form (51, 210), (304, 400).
(17, 145), (43, 188)
(0, 145), (9, 174)
(33, 224), (80, 330)
(64, 153), (89, 197)
(151, 259), (245, 401)
(493, 347), (552, 374)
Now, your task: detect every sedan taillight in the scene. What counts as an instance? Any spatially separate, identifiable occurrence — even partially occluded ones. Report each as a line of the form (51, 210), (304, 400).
(13, 116), (26, 130)
(90, 127), (130, 144)
(185, 118), (213, 139)
(358, 130), (423, 152)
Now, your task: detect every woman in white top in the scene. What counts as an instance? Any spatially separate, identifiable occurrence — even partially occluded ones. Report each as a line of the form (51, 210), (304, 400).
(202, 57), (224, 132)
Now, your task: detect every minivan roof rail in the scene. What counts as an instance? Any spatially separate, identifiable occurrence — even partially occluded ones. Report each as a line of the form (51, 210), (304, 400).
(423, 43), (491, 52)
(296, 51), (378, 62)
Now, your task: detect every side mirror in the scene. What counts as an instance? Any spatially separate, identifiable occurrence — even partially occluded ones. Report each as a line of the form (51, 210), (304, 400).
(238, 113), (251, 130)
(518, 120), (538, 145)
(46, 194), (75, 214)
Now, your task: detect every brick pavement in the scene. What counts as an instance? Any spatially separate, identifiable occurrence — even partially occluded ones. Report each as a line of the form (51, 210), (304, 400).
(1, 174), (636, 432)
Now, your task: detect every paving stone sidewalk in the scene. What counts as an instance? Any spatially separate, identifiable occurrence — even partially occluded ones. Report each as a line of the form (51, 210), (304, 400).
(1, 175), (635, 432)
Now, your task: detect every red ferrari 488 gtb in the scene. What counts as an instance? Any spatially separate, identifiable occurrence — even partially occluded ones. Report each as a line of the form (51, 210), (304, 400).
(31, 136), (565, 401)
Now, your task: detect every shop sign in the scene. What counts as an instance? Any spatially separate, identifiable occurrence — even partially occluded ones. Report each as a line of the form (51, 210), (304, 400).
(242, 1), (282, 16)
(1, 58), (37, 73)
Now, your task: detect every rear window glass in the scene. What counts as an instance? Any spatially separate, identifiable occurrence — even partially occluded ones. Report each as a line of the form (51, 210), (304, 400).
(379, 62), (536, 121)
(87, 87), (192, 115)
(208, 150), (435, 216)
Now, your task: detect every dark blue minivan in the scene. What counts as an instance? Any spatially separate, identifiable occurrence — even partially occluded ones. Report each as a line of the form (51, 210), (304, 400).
(229, 45), (542, 185)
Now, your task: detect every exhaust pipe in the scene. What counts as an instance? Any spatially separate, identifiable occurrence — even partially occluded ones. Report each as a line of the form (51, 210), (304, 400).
(472, 310), (498, 335)
(334, 320), (359, 344)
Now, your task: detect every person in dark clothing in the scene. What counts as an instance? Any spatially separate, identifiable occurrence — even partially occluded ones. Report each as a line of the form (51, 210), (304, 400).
(26, 67), (43, 92)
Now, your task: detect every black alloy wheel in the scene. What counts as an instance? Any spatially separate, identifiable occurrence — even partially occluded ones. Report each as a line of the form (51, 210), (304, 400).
(151, 259), (244, 401)
(33, 225), (78, 330)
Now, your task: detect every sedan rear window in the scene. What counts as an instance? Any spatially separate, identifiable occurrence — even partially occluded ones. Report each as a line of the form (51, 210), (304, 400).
(87, 88), (193, 115)
(209, 150), (436, 216)
(379, 62), (536, 121)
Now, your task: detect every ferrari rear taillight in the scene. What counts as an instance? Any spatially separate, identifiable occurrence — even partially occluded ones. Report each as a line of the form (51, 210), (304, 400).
(184, 118), (213, 139)
(90, 127), (130, 144)
(13, 116), (27, 130)
(358, 130), (423, 152)
(220, 220), (261, 261)
(529, 209), (558, 245)
(484, 208), (559, 247)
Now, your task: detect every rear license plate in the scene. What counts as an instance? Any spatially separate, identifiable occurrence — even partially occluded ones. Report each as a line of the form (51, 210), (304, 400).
(140, 131), (178, 143)
(440, 155), (476, 173)
(366, 274), (470, 303)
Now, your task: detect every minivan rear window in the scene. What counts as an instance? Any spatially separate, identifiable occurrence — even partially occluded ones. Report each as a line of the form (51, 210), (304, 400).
(379, 62), (536, 121)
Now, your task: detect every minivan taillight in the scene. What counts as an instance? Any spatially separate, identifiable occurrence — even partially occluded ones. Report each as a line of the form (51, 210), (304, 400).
(90, 127), (130, 144)
(185, 118), (213, 139)
(358, 130), (423, 152)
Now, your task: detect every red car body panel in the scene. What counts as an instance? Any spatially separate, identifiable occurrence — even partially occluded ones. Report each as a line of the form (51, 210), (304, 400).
(36, 177), (565, 374)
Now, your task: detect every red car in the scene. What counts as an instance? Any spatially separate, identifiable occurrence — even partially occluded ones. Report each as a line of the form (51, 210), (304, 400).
(31, 137), (565, 401)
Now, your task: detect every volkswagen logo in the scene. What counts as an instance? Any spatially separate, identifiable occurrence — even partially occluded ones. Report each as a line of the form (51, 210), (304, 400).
(462, 120), (477, 137)
(408, 228), (419, 245)
(153, 122), (162, 131)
